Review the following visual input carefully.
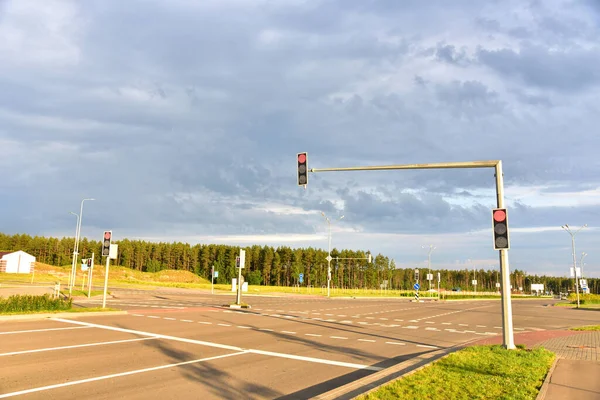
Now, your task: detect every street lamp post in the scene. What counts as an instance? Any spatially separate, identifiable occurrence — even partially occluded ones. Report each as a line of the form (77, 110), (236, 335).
(70, 198), (95, 296)
(69, 212), (79, 289)
(422, 245), (435, 290)
(580, 252), (588, 280)
(321, 212), (344, 298)
(561, 224), (586, 308)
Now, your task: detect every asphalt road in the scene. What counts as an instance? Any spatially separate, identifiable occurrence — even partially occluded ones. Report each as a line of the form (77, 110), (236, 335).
(1, 289), (598, 399)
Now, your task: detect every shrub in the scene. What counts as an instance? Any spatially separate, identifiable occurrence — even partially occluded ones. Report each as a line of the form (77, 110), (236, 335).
(0, 294), (72, 313)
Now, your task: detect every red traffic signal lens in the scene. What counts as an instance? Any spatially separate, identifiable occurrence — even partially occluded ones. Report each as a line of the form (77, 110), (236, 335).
(104, 231), (111, 240)
(298, 153), (306, 164)
(493, 210), (506, 222)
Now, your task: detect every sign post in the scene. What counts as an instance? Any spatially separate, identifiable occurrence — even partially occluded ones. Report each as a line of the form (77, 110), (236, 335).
(414, 282), (420, 301)
(299, 273), (304, 284)
(102, 237), (117, 309)
(236, 249), (245, 306)
(87, 253), (94, 298)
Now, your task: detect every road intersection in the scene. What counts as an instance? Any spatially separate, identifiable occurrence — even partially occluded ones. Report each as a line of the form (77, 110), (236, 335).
(1, 289), (597, 399)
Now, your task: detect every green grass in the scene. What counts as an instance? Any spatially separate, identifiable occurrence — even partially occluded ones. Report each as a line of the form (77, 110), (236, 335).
(570, 325), (600, 331)
(0, 294), (72, 313)
(568, 293), (600, 305)
(359, 345), (555, 400)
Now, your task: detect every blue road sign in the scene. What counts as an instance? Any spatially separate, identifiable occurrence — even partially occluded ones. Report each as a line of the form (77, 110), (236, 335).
(299, 273), (304, 283)
(413, 283), (420, 290)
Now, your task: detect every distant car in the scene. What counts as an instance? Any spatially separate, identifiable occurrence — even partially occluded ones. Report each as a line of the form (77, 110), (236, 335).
(452, 287), (461, 292)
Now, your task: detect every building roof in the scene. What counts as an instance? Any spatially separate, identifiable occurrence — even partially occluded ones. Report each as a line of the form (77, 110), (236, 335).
(0, 251), (11, 258)
(0, 250), (35, 259)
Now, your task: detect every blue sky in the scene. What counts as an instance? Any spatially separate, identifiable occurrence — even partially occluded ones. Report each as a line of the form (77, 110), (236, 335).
(0, 0), (598, 277)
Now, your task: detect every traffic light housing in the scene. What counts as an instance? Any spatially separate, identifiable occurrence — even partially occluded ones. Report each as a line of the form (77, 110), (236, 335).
(87, 258), (92, 267)
(492, 208), (510, 250)
(102, 231), (112, 257)
(297, 152), (308, 186)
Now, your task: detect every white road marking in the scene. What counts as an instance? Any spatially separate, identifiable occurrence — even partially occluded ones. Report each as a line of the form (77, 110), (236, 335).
(441, 323), (451, 325)
(417, 344), (438, 349)
(259, 328), (274, 332)
(0, 337), (156, 357)
(131, 314), (145, 317)
(0, 326), (91, 335)
(237, 326), (252, 329)
(305, 334), (322, 337)
(425, 327), (439, 331)
(180, 320), (193, 323)
(385, 341), (405, 345)
(358, 339), (376, 343)
(330, 336), (348, 340)
(249, 349), (382, 371)
(147, 316), (160, 319)
(282, 331), (296, 334)
(0, 352), (246, 399)
(197, 322), (212, 325)
(163, 317), (176, 321)
(459, 324), (469, 327)
(404, 326), (418, 329)
(425, 322), (435, 324)
(218, 324), (231, 327)
(476, 325), (486, 328)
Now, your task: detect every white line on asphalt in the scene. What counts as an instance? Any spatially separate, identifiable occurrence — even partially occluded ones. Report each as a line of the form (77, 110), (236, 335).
(459, 324), (469, 326)
(198, 322), (212, 325)
(0, 326), (92, 335)
(131, 314), (145, 317)
(163, 317), (176, 321)
(441, 323), (451, 325)
(181, 320), (193, 323)
(259, 328), (274, 332)
(247, 349), (382, 371)
(0, 337), (156, 357)
(0, 352), (246, 399)
(385, 342), (405, 346)
(237, 326), (252, 329)
(476, 325), (486, 328)
(147, 316), (160, 319)
(425, 322), (435, 324)
(417, 344), (438, 349)
(218, 324), (231, 327)
(358, 339), (375, 343)
(330, 336), (348, 340)
(282, 331), (296, 334)
(305, 334), (321, 337)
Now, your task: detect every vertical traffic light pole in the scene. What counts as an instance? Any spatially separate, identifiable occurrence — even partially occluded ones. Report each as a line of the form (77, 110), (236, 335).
(305, 159), (516, 349)
(101, 231), (112, 309)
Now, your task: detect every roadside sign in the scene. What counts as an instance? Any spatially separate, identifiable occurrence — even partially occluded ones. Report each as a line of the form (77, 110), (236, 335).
(299, 273), (304, 284)
(325, 255), (332, 262)
(81, 265), (88, 271)
(414, 283), (420, 290)
(472, 280), (477, 285)
(214, 271), (219, 278)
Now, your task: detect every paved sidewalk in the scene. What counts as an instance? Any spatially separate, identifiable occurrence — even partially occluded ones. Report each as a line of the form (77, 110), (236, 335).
(475, 329), (600, 399)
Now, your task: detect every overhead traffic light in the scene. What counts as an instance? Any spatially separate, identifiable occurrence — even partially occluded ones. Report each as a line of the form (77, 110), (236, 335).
(102, 231), (112, 257)
(297, 152), (308, 186)
(492, 208), (510, 250)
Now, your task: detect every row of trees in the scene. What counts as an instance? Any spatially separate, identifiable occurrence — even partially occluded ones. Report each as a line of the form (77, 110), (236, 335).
(1, 232), (597, 293)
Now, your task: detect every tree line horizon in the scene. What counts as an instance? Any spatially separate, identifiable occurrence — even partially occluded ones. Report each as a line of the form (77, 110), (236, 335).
(0, 232), (596, 294)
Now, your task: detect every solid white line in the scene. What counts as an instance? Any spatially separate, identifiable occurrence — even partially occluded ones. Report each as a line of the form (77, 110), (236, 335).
(247, 349), (382, 371)
(0, 326), (91, 335)
(52, 319), (383, 372)
(385, 341), (405, 346)
(0, 337), (156, 357)
(0, 352), (246, 399)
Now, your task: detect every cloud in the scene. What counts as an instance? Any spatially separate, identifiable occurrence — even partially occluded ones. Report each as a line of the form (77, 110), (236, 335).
(0, 0), (599, 277)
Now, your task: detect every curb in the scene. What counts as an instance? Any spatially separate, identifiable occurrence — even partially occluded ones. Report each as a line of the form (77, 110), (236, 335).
(313, 341), (475, 400)
(535, 356), (559, 400)
(0, 310), (128, 321)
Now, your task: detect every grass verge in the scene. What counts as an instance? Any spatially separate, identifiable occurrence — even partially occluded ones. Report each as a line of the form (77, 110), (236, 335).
(570, 325), (600, 331)
(0, 294), (72, 313)
(358, 345), (555, 400)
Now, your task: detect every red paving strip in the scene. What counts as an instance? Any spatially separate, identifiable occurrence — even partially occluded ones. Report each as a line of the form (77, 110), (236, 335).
(471, 330), (590, 348)
(127, 307), (222, 314)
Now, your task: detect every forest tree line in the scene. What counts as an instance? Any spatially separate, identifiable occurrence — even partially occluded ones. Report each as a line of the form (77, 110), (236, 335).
(0, 233), (596, 293)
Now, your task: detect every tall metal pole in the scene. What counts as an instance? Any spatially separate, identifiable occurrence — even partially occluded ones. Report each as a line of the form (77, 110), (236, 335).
(321, 213), (344, 298)
(88, 252), (94, 298)
(580, 252), (587, 281)
(69, 212), (79, 290)
(308, 158), (516, 349)
(495, 161), (515, 349)
(102, 255), (110, 308)
(422, 245), (435, 290)
(562, 224), (586, 308)
(71, 198), (95, 295)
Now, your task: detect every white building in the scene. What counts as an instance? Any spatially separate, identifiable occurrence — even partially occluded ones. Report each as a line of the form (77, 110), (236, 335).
(0, 251), (36, 274)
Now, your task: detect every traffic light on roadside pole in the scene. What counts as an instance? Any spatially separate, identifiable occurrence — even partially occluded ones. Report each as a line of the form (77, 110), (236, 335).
(297, 152), (308, 186)
(102, 231), (112, 257)
(492, 208), (510, 250)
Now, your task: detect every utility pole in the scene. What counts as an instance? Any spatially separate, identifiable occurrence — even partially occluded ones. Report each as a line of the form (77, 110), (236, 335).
(562, 224), (586, 308)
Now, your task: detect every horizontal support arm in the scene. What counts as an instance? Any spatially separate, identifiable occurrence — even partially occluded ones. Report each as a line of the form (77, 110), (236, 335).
(310, 160), (500, 173)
